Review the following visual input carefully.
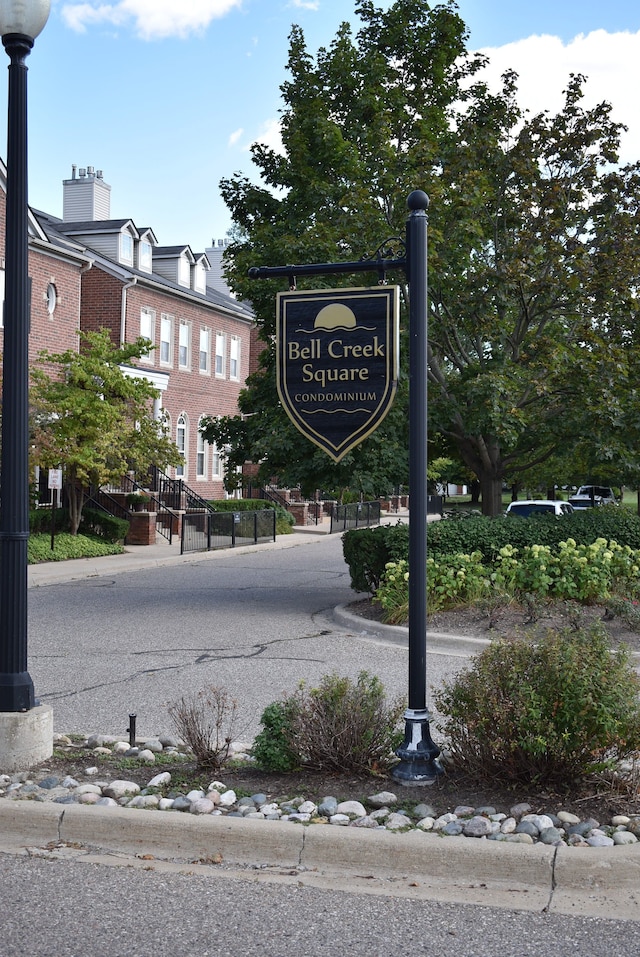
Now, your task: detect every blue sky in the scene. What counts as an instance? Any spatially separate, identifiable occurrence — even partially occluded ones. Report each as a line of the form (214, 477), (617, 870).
(2, 0), (639, 255)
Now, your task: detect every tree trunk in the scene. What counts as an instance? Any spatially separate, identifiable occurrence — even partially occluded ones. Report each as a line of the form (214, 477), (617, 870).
(66, 482), (85, 536)
(479, 473), (504, 517)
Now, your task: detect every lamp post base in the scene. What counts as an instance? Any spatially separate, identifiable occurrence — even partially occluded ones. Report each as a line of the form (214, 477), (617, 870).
(0, 704), (53, 772)
(392, 708), (443, 785)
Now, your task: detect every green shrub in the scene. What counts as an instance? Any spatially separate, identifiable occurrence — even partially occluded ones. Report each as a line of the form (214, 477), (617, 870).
(28, 533), (124, 564)
(433, 625), (640, 785)
(427, 506), (640, 563)
(80, 508), (130, 543)
(342, 523), (409, 593)
(208, 498), (273, 512)
(251, 701), (301, 772)
(29, 507), (69, 535)
(254, 672), (405, 773)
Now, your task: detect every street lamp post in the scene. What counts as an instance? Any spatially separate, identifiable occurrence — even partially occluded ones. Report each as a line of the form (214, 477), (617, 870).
(0, 0), (51, 766)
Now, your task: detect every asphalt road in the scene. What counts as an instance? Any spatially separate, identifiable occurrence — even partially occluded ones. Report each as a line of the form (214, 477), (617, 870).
(3, 851), (640, 957)
(26, 532), (463, 741)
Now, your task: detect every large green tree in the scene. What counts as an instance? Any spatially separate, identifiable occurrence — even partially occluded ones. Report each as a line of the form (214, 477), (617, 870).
(207, 0), (640, 514)
(203, 0), (478, 496)
(31, 330), (181, 534)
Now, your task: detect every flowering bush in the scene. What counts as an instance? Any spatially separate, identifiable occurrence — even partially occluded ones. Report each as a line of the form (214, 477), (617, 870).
(373, 538), (640, 621)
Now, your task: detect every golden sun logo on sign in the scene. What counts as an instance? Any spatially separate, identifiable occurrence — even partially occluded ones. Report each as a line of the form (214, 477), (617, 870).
(276, 286), (400, 461)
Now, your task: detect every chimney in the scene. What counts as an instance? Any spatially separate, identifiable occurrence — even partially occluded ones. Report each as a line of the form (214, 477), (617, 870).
(62, 164), (111, 222)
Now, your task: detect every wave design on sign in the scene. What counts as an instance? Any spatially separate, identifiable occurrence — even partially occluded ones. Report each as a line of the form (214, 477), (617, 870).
(300, 407), (372, 415)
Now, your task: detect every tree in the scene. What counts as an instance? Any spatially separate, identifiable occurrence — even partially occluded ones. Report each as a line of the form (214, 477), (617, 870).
(31, 330), (181, 534)
(210, 0), (640, 515)
(203, 0), (480, 495)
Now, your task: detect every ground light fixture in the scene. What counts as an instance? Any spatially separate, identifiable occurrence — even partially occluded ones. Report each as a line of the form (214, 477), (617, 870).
(0, 0), (52, 768)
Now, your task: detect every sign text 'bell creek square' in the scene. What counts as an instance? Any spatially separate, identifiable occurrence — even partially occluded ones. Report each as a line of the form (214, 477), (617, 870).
(276, 286), (400, 461)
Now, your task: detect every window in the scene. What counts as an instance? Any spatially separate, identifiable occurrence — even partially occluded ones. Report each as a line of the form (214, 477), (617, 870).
(212, 442), (222, 479)
(230, 335), (241, 381)
(193, 260), (207, 293)
(215, 331), (225, 376)
(196, 417), (207, 479)
(139, 240), (152, 272)
(176, 413), (187, 478)
(178, 255), (190, 287)
(120, 232), (134, 265)
(179, 321), (190, 369)
(199, 328), (210, 373)
(46, 282), (57, 316)
(139, 308), (155, 363)
(160, 314), (173, 365)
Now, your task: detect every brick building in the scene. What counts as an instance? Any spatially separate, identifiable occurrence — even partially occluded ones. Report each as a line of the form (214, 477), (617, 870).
(27, 165), (255, 500)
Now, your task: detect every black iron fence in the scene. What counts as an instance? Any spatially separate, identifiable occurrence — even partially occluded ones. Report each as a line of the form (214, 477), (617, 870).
(181, 509), (276, 554)
(329, 501), (381, 534)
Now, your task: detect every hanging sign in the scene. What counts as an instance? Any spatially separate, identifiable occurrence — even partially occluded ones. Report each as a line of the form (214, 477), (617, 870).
(276, 286), (400, 462)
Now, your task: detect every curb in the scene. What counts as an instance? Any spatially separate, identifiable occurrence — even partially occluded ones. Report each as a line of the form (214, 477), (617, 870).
(333, 603), (492, 657)
(1, 802), (639, 918)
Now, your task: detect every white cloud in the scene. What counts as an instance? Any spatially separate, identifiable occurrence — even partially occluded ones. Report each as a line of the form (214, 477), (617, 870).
(246, 118), (283, 154)
(61, 0), (242, 40)
(288, 1), (320, 10)
(477, 30), (640, 164)
(228, 128), (243, 147)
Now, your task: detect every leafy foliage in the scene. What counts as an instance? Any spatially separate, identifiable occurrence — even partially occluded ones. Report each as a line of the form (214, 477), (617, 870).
(434, 627), (640, 785)
(342, 522), (409, 592)
(377, 537), (640, 617)
(214, 0), (640, 514)
(31, 330), (182, 534)
(27, 533), (123, 564)
(253, 672), (405, 774)
(427, 507), (640, 561)
(251, 701), (301, 772)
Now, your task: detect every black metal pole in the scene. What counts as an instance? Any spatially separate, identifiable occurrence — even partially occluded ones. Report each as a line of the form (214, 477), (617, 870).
(392, 190), (442, 784)
(0, 33), (35, 712)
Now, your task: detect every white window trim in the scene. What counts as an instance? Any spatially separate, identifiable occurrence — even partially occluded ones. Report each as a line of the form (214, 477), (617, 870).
(179, 320), (191, 370)
(212, 441), (222, 480)
(160, 313), (173, 367)
(199, 327), (211, 375)
(176, 413), (188, 479)
(139, 240), (152, 273)
(196, 417), (207, 479)
(120, 232), (134, 266)
(139, 308), (155, 364)
(215, 331), (226, 378)
(230, 335), (241, 382)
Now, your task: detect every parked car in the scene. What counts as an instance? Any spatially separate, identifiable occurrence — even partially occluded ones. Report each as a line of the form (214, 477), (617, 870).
(506, 500), (575, 517)
(567, 486), (617, 509)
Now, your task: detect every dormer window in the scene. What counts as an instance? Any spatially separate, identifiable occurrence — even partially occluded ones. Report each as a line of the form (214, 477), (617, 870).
(178, 254), (190, 287)
(120, 232), (134, 265)
(193, 260), (206, 294)
(139, 240), (152, 272)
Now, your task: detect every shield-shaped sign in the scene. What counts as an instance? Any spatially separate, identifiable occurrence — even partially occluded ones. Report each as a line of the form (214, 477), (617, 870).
(276, 286), (400, 461)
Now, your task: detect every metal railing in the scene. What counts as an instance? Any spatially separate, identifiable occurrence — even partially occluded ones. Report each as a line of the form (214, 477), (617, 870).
(91, 479), (177, 544)
(181, 509), (276, 554)
(329, 501), (381, 533)
(150, 467), (216, 514)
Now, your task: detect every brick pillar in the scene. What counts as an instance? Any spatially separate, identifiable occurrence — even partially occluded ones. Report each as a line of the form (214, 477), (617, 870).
(126, 512), (156, 545)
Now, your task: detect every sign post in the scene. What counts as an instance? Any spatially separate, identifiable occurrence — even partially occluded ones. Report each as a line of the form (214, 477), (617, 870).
(249, 191), (442, 784)
(48, 468), (62, 551)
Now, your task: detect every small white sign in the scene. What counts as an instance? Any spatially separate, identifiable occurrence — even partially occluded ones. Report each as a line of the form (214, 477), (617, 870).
(48, 468), (62, 490)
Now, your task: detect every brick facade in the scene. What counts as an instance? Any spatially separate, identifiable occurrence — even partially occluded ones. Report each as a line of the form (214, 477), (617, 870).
(0, 164), (256, 506)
